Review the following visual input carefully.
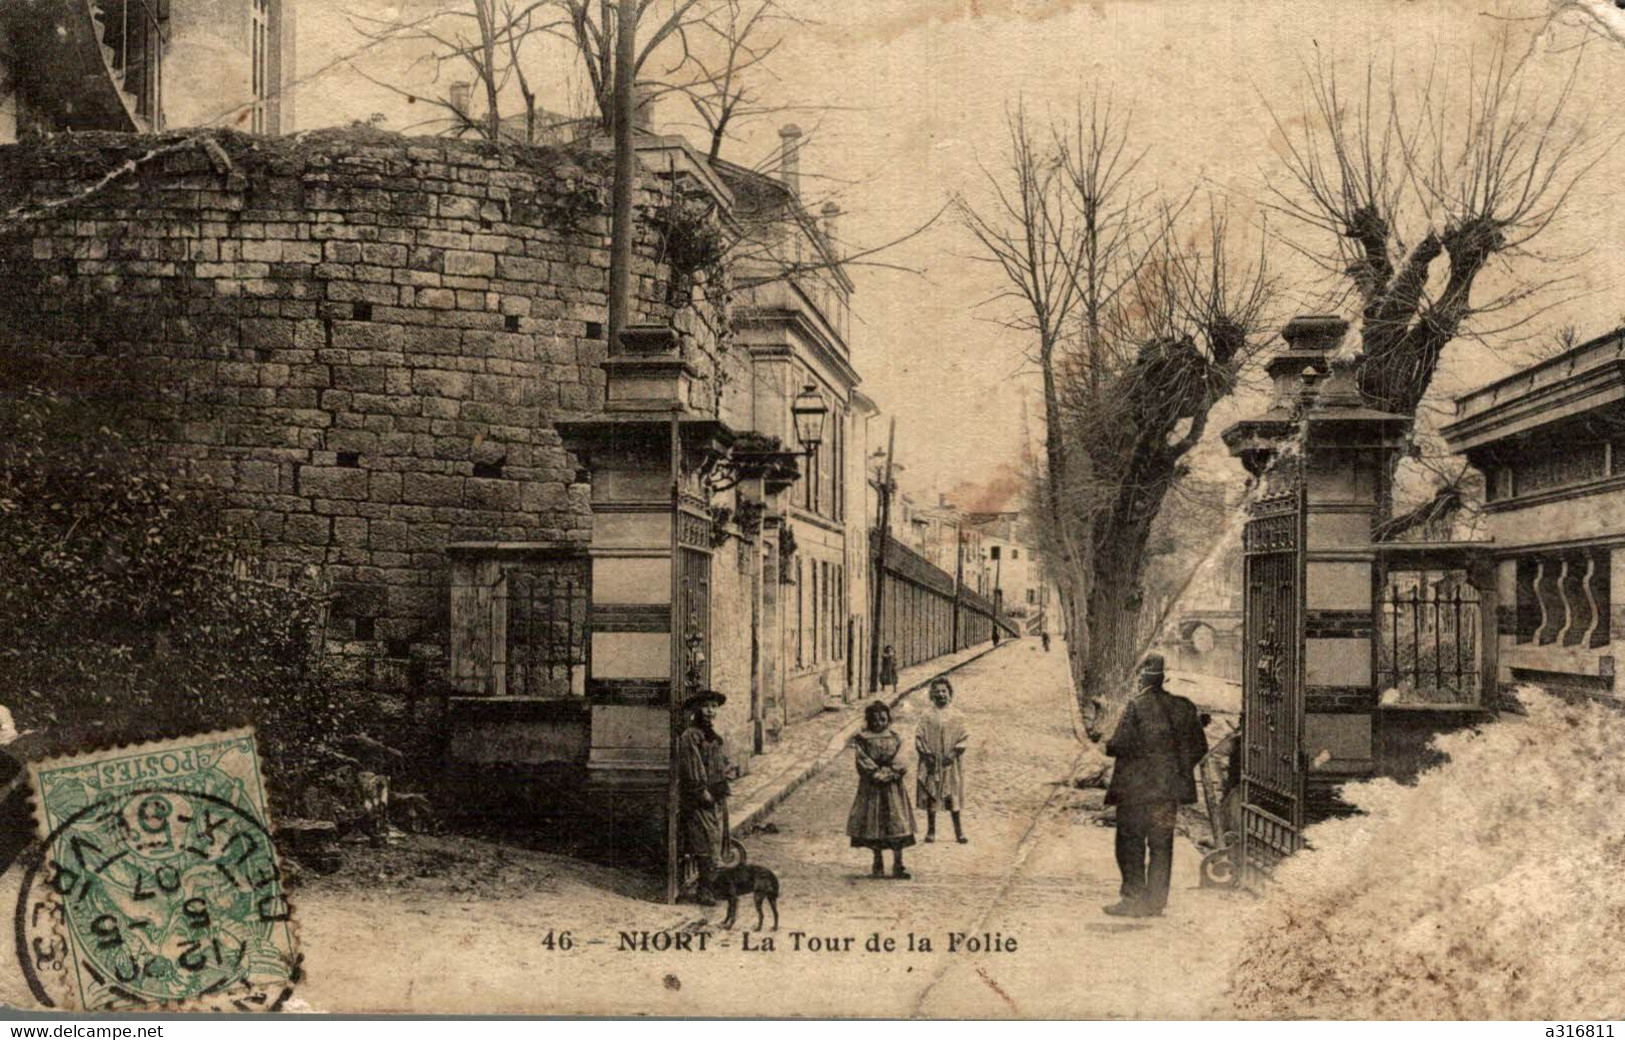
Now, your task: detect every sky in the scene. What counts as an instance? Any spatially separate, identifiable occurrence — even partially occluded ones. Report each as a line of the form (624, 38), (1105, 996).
(282, 0), (1625, 500)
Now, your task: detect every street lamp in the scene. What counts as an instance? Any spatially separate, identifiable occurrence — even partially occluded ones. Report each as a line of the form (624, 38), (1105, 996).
(791, 383), (828, 457)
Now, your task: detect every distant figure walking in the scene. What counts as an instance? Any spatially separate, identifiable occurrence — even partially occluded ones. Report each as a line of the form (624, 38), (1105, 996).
(847, 701), (916, 879)
(1102, 653), (1208, 918)
(1041, 630), (1051, 653)
(879, 645), (898, 697)
(991, 626), (1001, 647)
(915, 677), (968, 844)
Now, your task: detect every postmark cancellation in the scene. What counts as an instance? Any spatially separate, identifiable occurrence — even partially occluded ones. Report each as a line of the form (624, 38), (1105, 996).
(18, 728), (299, 1012)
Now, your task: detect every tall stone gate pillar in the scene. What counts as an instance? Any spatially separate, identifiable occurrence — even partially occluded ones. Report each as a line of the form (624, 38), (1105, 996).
(1225, 316), (1410, 804)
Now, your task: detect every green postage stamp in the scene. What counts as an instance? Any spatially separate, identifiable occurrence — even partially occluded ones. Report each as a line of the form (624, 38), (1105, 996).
(20, 728), (300, 1012)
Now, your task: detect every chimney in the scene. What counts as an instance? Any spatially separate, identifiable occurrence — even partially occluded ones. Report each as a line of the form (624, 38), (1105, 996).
(448, 81), (471, 118)
(632, 83), (657, 132)
(820, 201), (840, 254)
(777, 124), (803, 198)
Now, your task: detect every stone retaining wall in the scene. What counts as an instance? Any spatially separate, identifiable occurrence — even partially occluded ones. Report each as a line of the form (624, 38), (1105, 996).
(0, 128), (720, 680)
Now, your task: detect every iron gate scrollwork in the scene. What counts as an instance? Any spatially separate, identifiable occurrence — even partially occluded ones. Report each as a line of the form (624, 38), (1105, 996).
(677, 505), (713, 699)
(1239, 472), (1306, 891)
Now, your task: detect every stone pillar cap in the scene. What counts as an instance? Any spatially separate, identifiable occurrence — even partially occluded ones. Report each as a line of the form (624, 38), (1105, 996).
(1281, 315), (1350, 352)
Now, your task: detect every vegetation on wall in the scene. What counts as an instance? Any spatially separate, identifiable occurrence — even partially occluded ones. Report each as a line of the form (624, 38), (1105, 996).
(0, 387), (357, 817)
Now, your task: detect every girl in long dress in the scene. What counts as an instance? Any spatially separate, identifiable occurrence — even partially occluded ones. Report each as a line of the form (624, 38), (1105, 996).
(916, 677), (969, 843)
(847, 701), (916, 878)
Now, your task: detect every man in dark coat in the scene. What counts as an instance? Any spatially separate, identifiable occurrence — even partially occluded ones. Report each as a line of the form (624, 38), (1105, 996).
(1102, 653), (1207, 917)
(676, 690), (730, 906)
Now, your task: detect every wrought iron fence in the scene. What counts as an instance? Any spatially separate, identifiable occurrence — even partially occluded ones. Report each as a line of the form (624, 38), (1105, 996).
(501, 566), (590, 698)
(1377, 572), (1480, 705)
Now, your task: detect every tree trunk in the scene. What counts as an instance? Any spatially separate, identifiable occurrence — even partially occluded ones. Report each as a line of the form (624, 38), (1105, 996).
(1082, 509), (1156, 731)
(1039, 336), (1093, 716)
(474, 1), (502, 144)
(606, 0), (638, 352)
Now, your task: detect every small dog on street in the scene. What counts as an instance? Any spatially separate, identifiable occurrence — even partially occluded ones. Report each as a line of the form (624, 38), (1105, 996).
(712, 862), (780, 931)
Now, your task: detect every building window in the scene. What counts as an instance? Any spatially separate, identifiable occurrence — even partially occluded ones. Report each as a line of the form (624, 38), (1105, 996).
(797, 398), (845, 524)
(95, 0), (165, 127)
(835, 567), (844, 660)
(821, 561), (831, 664)
(1011, 549), (1018, 560)
(1027, 588), (1038, 605)
(833, 409), (844, 522)
(814, 560), (823, 663)
(829, 411), (840, 522)
(251, 0), (271, 133)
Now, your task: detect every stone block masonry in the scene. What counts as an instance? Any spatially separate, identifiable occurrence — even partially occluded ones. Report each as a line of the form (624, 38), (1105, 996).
(0, 128), (710, 677)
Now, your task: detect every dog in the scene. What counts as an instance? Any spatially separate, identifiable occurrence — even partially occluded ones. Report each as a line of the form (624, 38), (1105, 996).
(712, 862), (780, 931)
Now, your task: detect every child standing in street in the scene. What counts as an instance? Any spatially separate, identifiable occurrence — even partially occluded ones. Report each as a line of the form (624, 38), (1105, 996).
(915, 677), (969, 844)
(847, 701), (916, 878)
(879, 645), (898, 697)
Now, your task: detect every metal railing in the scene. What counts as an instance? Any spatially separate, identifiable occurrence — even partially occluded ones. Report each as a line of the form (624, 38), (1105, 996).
(503, 569), (590, 698)
(1377, 573), (1481, 705)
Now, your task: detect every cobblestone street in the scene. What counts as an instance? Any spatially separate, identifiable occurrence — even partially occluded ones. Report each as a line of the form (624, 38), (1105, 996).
(289, 638), (1246, 1017)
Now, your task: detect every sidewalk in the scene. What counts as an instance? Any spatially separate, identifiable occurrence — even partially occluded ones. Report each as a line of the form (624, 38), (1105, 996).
(729, 639), (1016, 832)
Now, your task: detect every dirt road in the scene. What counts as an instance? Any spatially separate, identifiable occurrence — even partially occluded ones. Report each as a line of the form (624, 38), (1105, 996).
(290, 638), (1245, 1016)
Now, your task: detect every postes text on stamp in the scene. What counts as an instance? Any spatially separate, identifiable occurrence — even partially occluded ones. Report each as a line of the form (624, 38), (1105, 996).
(19, 728), (299, 1012)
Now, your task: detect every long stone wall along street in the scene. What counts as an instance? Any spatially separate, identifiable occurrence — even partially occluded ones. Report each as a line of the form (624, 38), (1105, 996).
(877, 534), (1017, 672)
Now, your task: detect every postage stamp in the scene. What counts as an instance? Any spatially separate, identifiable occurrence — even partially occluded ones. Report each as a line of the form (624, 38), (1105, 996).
(17, 728), (300, 1012)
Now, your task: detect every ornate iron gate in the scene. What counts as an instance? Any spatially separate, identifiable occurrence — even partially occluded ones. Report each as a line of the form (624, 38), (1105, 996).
(677, 545), (712, 696)
(1239, 469), (1306, 890)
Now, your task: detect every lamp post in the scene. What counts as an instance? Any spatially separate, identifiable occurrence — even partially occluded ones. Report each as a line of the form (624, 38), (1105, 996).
(789, 382), (827, 681)
(791, 383), (828, 459)
(868, 418), (895, 693)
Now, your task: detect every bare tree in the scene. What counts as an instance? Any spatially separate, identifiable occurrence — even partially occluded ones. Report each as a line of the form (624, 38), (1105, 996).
(1065, 204), (1277, 724)
(350, 1), (568, 142)
(1266, 34), (1598, 423)
(956, 102), (1092, 703)
(553, 0), (707, 130)
(956, 97), (1201, 720)
(677, 1), (799, 162)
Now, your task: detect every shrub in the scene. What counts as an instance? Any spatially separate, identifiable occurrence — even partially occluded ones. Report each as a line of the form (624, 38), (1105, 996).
(1229, 685), (1625, 1018)
(0, 389), (355, 817)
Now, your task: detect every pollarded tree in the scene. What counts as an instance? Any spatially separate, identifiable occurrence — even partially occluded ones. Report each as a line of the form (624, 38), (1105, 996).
(1062, 204), (1276, 723)
(959, 94), (1277, 720)
(1267, 35), (1598, 427)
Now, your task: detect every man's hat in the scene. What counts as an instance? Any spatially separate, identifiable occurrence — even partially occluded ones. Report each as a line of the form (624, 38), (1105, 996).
(682, 689), (726, 712)
(1138, 653), (1166, 679)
